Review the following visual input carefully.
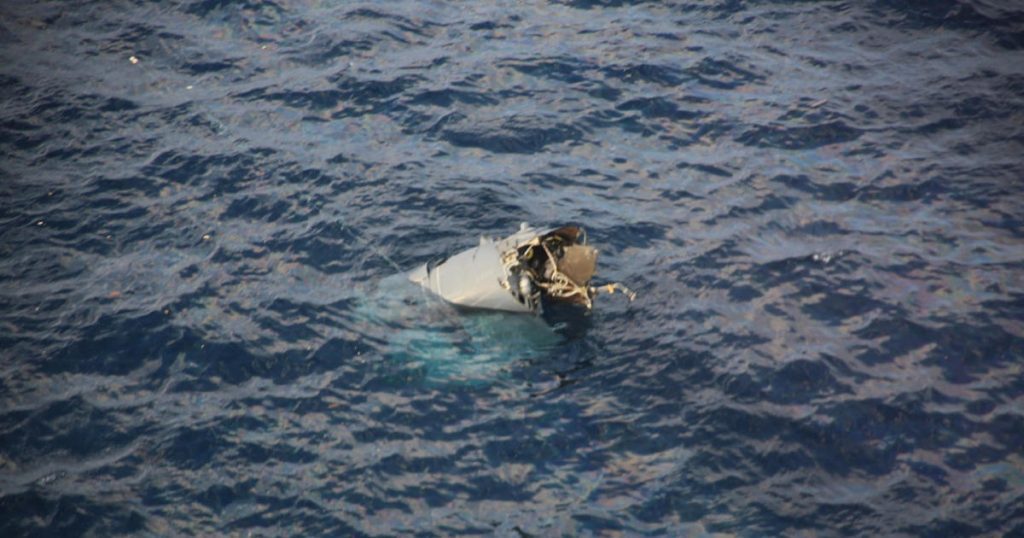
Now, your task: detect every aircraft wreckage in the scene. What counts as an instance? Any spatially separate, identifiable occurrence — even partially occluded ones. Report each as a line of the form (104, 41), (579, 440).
(408, 223), (635, 315)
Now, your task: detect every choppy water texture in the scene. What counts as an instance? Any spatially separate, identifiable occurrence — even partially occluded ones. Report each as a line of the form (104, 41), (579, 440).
(2, 0), (1024, 536)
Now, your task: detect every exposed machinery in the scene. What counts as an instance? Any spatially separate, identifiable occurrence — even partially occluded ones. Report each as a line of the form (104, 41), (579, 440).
(408, 223), (635, 314)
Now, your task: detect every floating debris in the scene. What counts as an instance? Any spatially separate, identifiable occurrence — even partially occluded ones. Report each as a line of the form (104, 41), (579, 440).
(409, 223), (635, 314)
(812, 251), (842, 264)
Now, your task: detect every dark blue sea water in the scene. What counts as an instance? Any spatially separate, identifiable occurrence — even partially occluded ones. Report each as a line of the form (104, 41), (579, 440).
(2, 1), (1024, 536)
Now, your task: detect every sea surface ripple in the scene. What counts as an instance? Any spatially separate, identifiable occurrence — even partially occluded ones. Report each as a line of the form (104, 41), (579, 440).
(2, 0), (1023, 536)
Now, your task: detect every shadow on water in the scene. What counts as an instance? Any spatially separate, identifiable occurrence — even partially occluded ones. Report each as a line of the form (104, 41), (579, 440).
(349, 273), (566, 386)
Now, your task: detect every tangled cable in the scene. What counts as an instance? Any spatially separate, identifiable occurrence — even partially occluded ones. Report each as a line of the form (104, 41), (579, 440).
(500, 233), (636, 310)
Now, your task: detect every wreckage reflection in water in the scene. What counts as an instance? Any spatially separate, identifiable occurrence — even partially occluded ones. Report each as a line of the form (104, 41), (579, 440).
(349, 272), (565, 385)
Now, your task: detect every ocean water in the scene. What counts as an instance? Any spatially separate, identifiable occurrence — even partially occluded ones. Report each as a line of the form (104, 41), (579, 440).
(2, 0), (1024, 535)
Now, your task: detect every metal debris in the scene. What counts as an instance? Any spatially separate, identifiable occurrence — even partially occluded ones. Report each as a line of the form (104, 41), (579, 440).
(409, 223), (635, 314)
